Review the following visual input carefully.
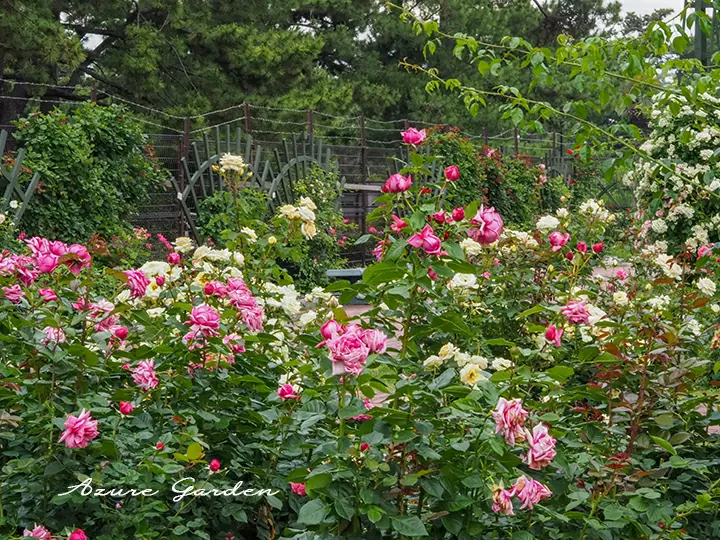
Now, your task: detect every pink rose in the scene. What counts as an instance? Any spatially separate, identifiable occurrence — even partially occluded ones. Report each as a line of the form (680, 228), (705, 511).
(592, 242), (604, 253)
(522, 424), (557, 470)
(277, 384), (301, 400)
(544, 325), (563, 347)
(698, 244), (713, 259)
(577, 241), (588, 253)
(223, 333), (246, 353)
(23, 524), (52, 539)
(69, 530), (87, 540)
(290, 482), (307, 496)
(155, 276), (165, 287)
(469, 206), (503, 245)
(371, 240), (386, 261)
(2, 284), (25, 304)
(112, 326), (129, 340)
(167, 252), (181, 265)
(401, 127), (426, 146)
(58, 409), (99, 448)
(35, 252), (59, 274)
(321, 319), (345, 341)
(548, 231), (570, 252)
(361, 328), (387, 354)
(123, 270), (150, 298)
(119, 401), (134, 415)
(382, 173), (413, 193)
(444, 165), (460, 181)
(327, 332), (369, 376)
(209, 459), (221, 472)
(227, 278), (249, 292)
(408, 224), (442, 255)
(492, 397), (528, 446)
(512, 475), (552, 510)
(188, 304), (221, 336)
(561, 300), (590, 324)
(427, 267), (438, 280)
(204, 281), (228, 298)
(615, 268), (628, 280)
(451, 207), (465, 222)
(41, 326), (66, 346)
(25, 237), (50, 256)
(155, 441), (165, 450)
(432, 211), (446, 224)
(241, 306), (264, 331)
(391, 215), (408, 234)
(132, 360), (159, 391)
(65, 244), (92, 275)
(38, 288), (58, 302)
(492, 488), (515, 515)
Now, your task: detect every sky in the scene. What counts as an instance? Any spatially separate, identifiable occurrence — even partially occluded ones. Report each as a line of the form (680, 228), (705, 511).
(621, 0), (681, 15)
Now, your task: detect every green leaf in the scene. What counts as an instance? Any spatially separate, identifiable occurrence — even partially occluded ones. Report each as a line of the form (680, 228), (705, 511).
(334, 497), (355, 520)
(391, 515), (428, 536)
(367, 506), (383, 523)
(305, 473), (332, 491)
(297, 499), (328, 525)
(650, 435), (677, 455)
(547, 365), (574, 382)
(186, 442), (204, 461)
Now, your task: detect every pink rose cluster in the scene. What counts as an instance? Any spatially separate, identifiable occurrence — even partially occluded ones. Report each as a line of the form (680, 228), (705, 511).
(468, 206), (503, 245)
(408, 225), (443, 255)
(318, 319), (388, 376)
(226, 278), (264, 332)
(561, 300), (590, 324)
(492, 475), (552, 515)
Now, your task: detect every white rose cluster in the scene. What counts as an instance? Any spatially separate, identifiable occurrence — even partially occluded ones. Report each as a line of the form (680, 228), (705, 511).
(277, 196), (318, 239)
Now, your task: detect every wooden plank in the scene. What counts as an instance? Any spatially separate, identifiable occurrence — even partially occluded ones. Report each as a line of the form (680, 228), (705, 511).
(203, 133), (215, 194)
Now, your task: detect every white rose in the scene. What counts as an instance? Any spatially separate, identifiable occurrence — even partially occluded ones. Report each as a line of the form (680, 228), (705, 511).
(301, 221), (317, 239)
(299, 197), (317, 211)
(232, 252), (245, 267)
(613, 291), (629, 306)
(173, 236), (194, 253)
(423, 355), (443, 368)
(459, 364), (486, 386)
(297, 206), (316, 222)
(697, 277), (716, 296)
(448, 273), (478, 291)
(536, 215), (560, 232)
(438, 343), (457, 360)
(556, 208), (569, 218)
(491, 357), (513, 371)
(241, 227), (258, 243)
(139, 261), (171, 277)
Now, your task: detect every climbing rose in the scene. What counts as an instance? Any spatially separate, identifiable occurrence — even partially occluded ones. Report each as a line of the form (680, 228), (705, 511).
(544, 325), (563, 347)
(327, 331), (369, 376)
(123, 269), (150, 298)
(444, 165), (460, 181)
(561, 300), (590, 324)
(277, 384), (301, 400)
(469, 206), (503, 245)
(23, 524), (52, 539)
(38, 288), (58, 302)
(451, 207), (465, 222)
(513, 475), (552, 510)
(492, 398), (528, 446)
(407, 224), (442, 255)
(361, 328), (388, 354)
(209, 459), (221, 472)
(69, 530), (87, 540)
(132, 360), (159, 391)
(58, 409), (99, 448)
(290, 482), (307, 496)
(522, 424), (557, 470)
(492, 488), (515, 515)
(390, 215), (408, 233)
(2, 284), (25, 304)
(548, 231), (570, 252)
(400, 127), (426, 146)
(119, 402), (134, 415)
(382, 173), (413, 193)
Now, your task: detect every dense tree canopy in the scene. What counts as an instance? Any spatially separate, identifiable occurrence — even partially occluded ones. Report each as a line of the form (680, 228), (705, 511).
(1, 0), (640, 132)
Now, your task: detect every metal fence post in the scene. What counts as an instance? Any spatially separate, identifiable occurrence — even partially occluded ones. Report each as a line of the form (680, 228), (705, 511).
(177, 117), (190, 236)
(360, 115), (368, 265)
(514, 128), (519, 156)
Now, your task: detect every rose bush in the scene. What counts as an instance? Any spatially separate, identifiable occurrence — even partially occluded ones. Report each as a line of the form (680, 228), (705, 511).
(1, 129), (719, 539)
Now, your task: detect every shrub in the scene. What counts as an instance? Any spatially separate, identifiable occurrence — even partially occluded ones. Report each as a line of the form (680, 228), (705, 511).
(11, 104), (168, 242)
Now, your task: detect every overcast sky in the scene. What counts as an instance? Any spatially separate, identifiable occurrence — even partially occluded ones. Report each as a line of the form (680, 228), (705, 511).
(621, 0), (681, 15)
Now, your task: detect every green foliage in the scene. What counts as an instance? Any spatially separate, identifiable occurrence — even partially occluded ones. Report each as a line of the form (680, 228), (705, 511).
(197, 189), (269, 245)
(11, 104), (168, 242)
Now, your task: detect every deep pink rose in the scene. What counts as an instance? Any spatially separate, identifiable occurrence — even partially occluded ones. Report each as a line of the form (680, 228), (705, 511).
(167, 252), (181, 264)
(65, 244), (92, 275)
(382, 173), (413, 193)
(123, 270), (150, 298)
(58, 409), (99, 448)
(361, 328), (388, 354)
(492, 397), (528, 446)
(698, 244), (713, 259)
(616, 268), (628, 280)
(38, 288), (58, 302)
(432, 211), (446, 224)
(35, 252), (59, 274)
(561, 300), (590, 324)
(544, 325), (563, 347)
(155, 276), (165, 287)
(290, 482), (307, 496)
(401, 127), (426, 146)
(223, 333), (246, 353)
(444, 165), (460, 181)
(277, 384), (301, 400)
(469, 206), (504, 245)
(451, 207), (465, 222)
(188, 304), (220, 334)
(408, 224), (442, 255)
(548, 231), (570, 252)
(592, 242), (604, 253)
(428, 267), (438, 280)
(119, 401), (134, 415)
(209, 459), (221, 472)
(112, 326), (129, 340)
(566, 251), (574, 261)
(3, 284), (25, 304)
(204, 281), (228, 298)
(69, 530), (87, 540)
(522, 424), (557, 470)
(132, 360), (159, 391)
(327, 332), (369, 376)
(360, 442), (370, 452)
(512, 475), (552, 510)
(577, 241), (588, 253)
(391, 215), (408, 234)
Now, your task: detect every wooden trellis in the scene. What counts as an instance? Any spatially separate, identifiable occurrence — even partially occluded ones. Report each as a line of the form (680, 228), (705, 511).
(0, 130), (41, 223)
(170, 126), (345, 241)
